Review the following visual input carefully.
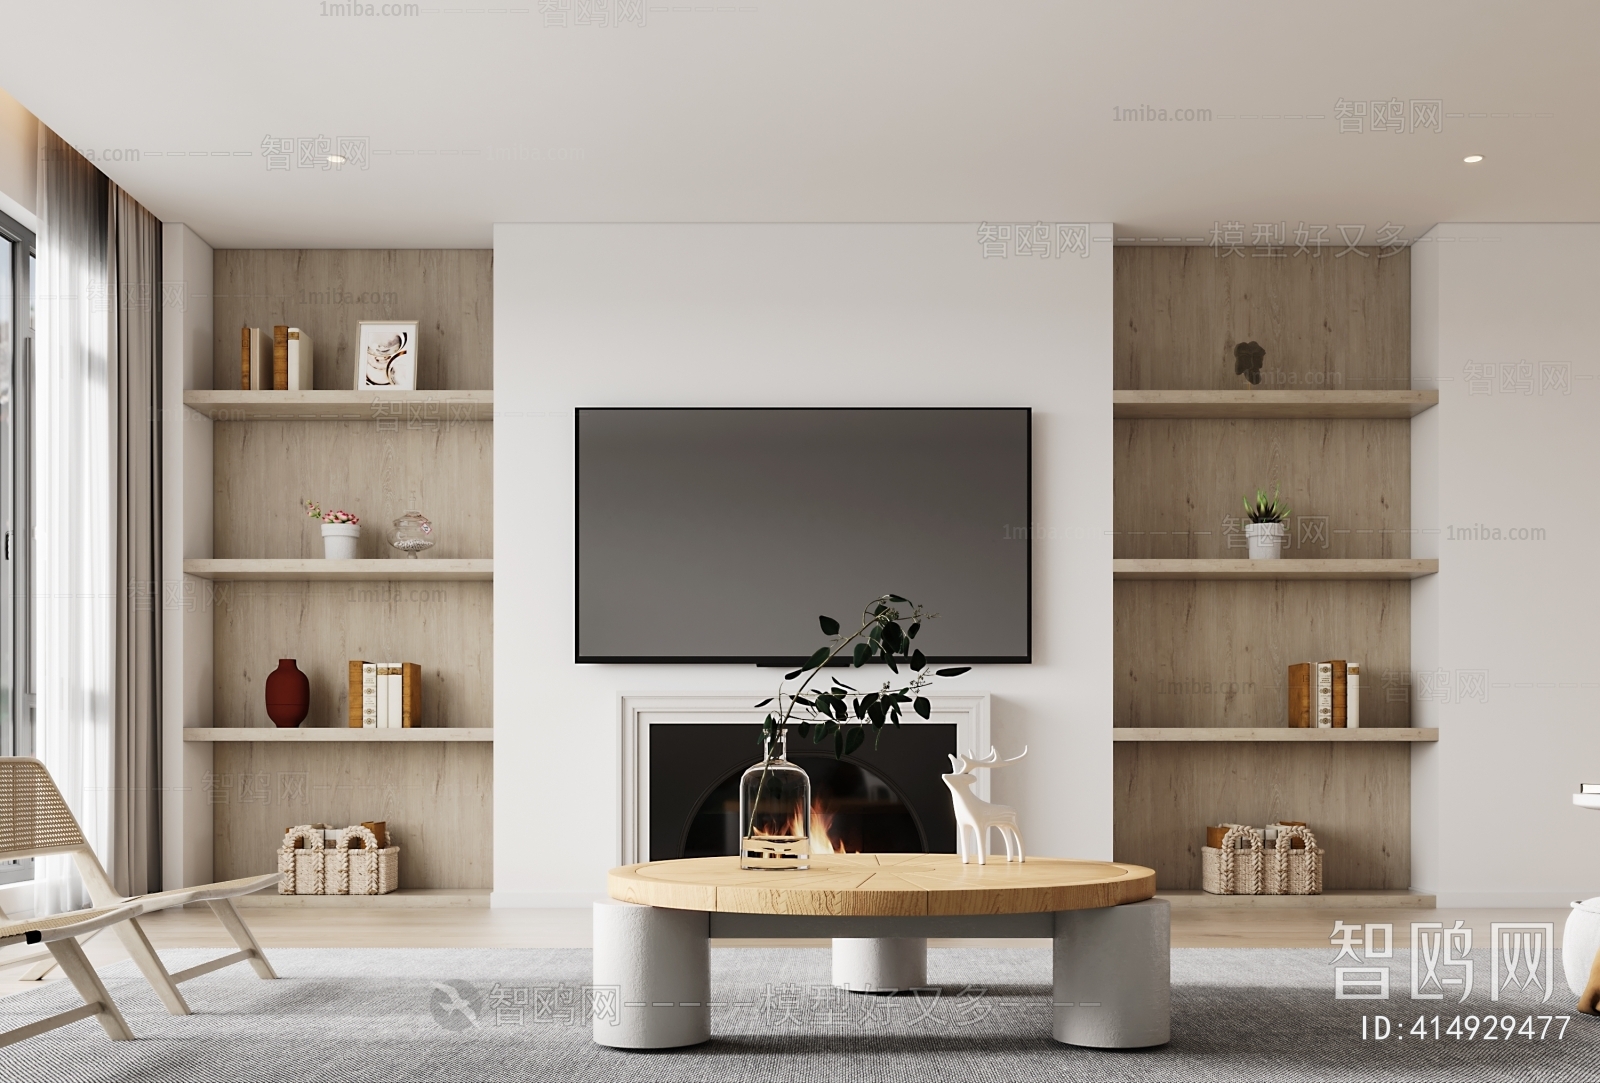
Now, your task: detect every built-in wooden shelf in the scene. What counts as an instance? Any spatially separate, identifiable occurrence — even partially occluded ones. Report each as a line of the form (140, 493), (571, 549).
(184, 727), (494, 742)
(1113, 390), (1437, 419)
(183, 390), (494, 421)
(1114, 727), (1438, 743)
(183, 559), (493, 581)
(1158, 889), (1436, 910)
(237, 888), (489, 908)
(1113, 558), (1437, 581)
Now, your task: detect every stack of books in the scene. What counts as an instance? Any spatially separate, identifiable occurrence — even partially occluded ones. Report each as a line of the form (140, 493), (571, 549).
(346, 661), (422, 728)
(1286, 660), (1360, 728)
(240, 325), (314, 390)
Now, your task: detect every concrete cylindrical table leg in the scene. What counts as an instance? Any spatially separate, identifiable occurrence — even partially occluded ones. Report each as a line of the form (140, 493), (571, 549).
(592, 900), (710, 1049)
(832, 938), (927, 993)
(1052, 899), (1170, 1048)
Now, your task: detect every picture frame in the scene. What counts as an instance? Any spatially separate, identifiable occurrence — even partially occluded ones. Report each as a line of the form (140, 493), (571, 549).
(355, 320), (420, 390)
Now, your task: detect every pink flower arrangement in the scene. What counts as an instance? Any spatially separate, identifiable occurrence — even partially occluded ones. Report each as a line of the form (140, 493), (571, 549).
(303, 500), (359, 526)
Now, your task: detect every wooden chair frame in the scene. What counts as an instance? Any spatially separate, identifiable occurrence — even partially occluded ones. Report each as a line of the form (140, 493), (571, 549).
(0, 758), (280, 1016)
(0, 903), (144, 1047)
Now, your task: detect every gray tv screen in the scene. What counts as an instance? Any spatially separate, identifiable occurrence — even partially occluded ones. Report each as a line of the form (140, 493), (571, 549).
(575, 407), (1032, 664)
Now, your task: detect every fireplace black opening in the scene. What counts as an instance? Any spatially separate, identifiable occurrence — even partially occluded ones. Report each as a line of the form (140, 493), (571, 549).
(649, 723), (958, 861)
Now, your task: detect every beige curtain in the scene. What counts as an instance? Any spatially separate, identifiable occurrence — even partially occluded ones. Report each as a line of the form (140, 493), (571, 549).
(107, 186), (162, 897)
(35, 126), (162, 907)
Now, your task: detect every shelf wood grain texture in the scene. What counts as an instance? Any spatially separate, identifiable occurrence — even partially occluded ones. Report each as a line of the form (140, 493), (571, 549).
(1113, 390), (1437, 419)
(211, 250), (493, 392)
(184, 390), (493, 421)
(1113, 246), (1409, 392)
(184, 728), (494, 742)
(184, 559), (493, 581)
(1113, 559), (1437, 580)
(1112, 247), (1417, 892)
(1112, 728), (1437, 742)
(202, 249), (499, 896)
(212, 742), (492, 890)
(1115, 741), (1412, 891)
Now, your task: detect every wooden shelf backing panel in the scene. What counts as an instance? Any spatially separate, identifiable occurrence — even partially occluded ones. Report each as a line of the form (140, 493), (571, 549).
(1114, 559), (1437, 580)
(186, 727), (494, 742)
(1158, 889), (1435, 910)
(212, 250), (493, 393)
(213, 420), (491, 560)
(185, 559), (493, 582)
(212, 580), (491, 731)
(185, 390), (493, 421)
(237, 889), (490, 908)
(212, 742), (492, 890)
(1113, 390), (1437, 419)
(1113, 728), (1437, 742)
(1113, 246), (1410, 391)
(1114, 417), (1411, 560)
(1115, 579), (1411, 729)
(1114, 741), (1412, 892)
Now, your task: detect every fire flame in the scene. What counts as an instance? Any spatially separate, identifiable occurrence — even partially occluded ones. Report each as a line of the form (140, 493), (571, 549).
(809, 797), (849, 854)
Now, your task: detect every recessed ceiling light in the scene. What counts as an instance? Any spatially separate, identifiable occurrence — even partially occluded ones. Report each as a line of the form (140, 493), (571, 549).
(327, 154), (347, 164)
(1463, 154), (1484, 163)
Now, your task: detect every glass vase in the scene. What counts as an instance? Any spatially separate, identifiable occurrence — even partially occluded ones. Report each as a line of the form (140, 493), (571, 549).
(738, 728), (812, 870)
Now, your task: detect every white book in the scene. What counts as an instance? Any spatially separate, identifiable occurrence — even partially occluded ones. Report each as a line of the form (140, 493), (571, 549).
(385, 665), (402, 729)
(374, 664), (388, 730)
(361, 663), (377, 728)
(1315, 662), (1333, 729)
(1347, 662), (1361, 729)
(245, 327), (271, 391)
(1582, 783), (1600, 795)
(287, 328), (313, 390)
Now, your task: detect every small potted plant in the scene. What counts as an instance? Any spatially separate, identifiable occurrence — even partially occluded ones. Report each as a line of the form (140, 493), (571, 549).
(1242, 486), (1290, 560)
(304, 500), (361, 559)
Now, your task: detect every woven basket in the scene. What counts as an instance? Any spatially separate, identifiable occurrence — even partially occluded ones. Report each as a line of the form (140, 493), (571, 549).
(278, 824), (326, 895)
(1201, 824), (1263, 895)
(1263, 824), (1323, 895)
(329, 825), (400, 896)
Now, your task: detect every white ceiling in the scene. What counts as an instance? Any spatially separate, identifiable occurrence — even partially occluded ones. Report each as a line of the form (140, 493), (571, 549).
(2, 0), (1595, 248)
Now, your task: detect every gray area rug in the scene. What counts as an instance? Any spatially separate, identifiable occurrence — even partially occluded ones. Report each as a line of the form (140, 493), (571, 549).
(0, 947), (1596, 1082)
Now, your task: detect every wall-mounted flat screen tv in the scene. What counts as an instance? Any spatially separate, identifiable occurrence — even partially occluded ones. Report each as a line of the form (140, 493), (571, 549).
(575, 407), (1031, 664)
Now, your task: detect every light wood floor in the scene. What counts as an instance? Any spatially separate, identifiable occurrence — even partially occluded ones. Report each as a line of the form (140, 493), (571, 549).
(0, 904), (1570, 1001)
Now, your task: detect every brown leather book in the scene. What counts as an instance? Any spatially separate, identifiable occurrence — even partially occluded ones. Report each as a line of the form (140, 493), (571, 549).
(1326, 660), (1348, 727)
(348, 660), (364, 728)
(240, 326), (251, 390)
(273, 325), (289, 390)
(401, 662), (422, 727)
(1287, 663), (1311, 727)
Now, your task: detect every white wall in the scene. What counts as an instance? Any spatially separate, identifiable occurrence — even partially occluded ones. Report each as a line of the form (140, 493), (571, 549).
(493, 223), (1113, 905)
(0, 87), (37, 230)
(161, 223), (214, 889)
(1412, 223), (1600, 906)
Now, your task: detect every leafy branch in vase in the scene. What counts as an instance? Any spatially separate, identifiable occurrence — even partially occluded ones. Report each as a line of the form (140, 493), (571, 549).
(754, 594), (970, 761)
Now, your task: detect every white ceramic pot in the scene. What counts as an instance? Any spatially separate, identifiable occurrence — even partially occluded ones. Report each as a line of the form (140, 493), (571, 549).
(321, 522), (361, 560)
(1564, 898), (1600, 996)
(1244, 521), (1287, 560)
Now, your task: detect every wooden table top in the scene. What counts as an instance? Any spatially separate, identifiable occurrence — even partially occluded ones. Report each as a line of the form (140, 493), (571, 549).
(607, 854), (1156, 917)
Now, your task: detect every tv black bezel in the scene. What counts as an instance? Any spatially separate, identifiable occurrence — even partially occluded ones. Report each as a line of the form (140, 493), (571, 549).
(574, 406), (1033, 666)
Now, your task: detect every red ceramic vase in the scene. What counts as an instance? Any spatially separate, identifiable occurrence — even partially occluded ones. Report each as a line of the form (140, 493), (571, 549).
(265, 659), (310, 728)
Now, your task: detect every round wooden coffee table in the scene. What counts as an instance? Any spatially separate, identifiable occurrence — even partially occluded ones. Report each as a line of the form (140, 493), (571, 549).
(608, 852), (1155, 915)
(594, 853), (1168, 1052)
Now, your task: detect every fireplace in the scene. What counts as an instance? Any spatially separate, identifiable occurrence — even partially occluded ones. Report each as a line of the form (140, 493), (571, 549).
(619, 694), (993, 864)
(650, 723), (957, 860)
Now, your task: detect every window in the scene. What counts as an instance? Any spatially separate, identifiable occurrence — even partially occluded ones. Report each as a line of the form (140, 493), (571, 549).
(0, 209), (33, 887)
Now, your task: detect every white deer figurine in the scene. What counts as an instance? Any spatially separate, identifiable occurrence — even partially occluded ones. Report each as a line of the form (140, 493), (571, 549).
(942, 746), (1028, 864)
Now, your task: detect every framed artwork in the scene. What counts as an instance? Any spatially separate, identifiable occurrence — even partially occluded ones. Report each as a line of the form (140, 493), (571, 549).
(355, 320), (419, 390)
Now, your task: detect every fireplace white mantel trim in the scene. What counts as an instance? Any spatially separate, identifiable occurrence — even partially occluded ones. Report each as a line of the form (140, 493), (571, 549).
(617, 691), (992, 866)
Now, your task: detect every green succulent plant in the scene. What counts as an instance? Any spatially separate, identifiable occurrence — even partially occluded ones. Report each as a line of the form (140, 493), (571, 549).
(1243, 485), (1291, 524)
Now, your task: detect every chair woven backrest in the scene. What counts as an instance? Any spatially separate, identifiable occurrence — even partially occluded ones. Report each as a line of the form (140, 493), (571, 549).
(0, 758), (87, 861)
